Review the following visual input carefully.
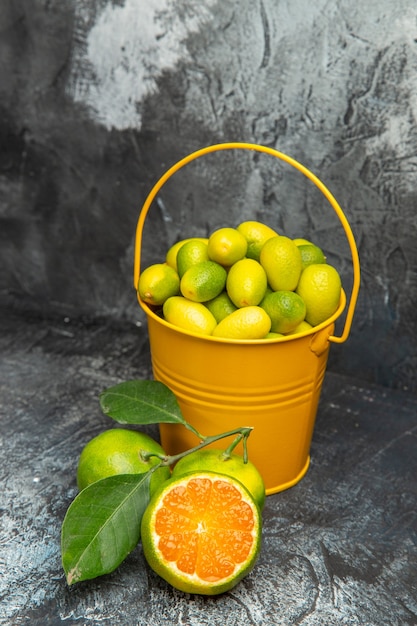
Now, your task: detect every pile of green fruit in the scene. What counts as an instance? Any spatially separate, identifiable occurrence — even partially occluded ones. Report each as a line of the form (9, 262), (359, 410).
(138, 220), (342, 339)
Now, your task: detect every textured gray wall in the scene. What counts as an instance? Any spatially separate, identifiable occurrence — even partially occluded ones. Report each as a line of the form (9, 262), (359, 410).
(1, 0), (417, 392)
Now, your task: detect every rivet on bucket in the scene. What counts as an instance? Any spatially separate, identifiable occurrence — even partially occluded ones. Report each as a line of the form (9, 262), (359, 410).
(134, 142), (360, 495)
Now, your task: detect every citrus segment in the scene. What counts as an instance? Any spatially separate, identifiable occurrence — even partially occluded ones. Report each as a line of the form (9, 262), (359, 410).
(141, 472), (261, 595)
(171, 448), (266, 511)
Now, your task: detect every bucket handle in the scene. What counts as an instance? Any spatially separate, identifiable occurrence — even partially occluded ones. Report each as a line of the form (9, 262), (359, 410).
(134, 142), (360, 344)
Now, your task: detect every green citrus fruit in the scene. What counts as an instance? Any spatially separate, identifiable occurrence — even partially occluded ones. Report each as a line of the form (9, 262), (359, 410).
(293, 237), (312, 247)
(171, 448), (265, 511)
(259, 236), (302, 291)
(226, 258), (268, 307)
(285, 320), (313, 335)
(76, 429), (171, 496)
(236, 220), (278, 260)
(141, 472), (261, 595)
(166, 238), (208, 272)
(205, 291), (238, 322)
(296, 264), (342, 326)
(212, 306), (271, 340)
(138, 263), (180, 306)
(260, 290), (306, 334)
(207, 227), (248, 266)
(298, 244), (326, 269)
(176, 239), (210, 278)
(163, 296), (217, 335)
(180, 261), (227, 303)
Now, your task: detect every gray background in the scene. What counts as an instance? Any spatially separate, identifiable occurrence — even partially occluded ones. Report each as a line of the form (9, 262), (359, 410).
(1, 0), (417, 390)
(1, 3), (417, 625)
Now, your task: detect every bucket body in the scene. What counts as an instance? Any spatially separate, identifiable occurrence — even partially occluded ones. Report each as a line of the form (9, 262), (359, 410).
(143, 294), (344, 495)
(134, 143), (360, 496)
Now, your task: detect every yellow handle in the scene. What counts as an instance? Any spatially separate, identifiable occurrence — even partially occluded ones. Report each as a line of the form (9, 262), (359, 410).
(134, 142), (360, 344)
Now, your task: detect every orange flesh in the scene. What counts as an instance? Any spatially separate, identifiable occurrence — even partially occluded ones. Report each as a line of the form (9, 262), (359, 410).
(154, 477), (256, 582)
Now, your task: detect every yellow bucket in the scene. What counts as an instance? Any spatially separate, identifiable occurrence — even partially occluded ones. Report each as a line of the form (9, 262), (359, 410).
(134, 142), (360, 495)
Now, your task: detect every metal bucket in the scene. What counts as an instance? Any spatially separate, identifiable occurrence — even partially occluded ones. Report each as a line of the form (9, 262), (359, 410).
(134, 143), (360, 495)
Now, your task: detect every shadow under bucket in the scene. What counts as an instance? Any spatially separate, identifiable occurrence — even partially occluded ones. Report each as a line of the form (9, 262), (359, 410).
(134, 143), (360, 495)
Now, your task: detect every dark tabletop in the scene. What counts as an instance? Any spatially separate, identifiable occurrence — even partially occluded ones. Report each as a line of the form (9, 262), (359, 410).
(1, 311), (416, 626)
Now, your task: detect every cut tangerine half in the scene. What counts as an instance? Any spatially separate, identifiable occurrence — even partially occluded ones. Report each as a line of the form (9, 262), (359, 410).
(141, 472), (262, 595)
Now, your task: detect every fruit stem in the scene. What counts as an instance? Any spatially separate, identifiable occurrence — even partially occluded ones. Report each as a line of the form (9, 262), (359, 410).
(142, 426), (253, 466)
(182, 422), (207, 441)
(222, 429), (251, 463)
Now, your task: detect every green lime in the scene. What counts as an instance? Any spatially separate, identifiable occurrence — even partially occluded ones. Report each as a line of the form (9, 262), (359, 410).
(171, 448), (266, 510)
(207, 227), (248, 266)
(180, 261), (227, 303)
(260, 290), (306, 334)
(226, 258), (268, 307)
(296, 264), (342, 326)
(76, 429), (170, 496)
(176, 239), (210, 278)
(166, 238), (208, 272)
(259, 236), (302, 291)
(163, 296), (217, 335)
(293, 238), (312, 247)
(138, 263), (180, 306)
(205, 291), (238, 322)
(285, 320), (313, 335)
(236, 220), (278, 260)
(298, 244), (326, 269)
(212, 306), (271, 340)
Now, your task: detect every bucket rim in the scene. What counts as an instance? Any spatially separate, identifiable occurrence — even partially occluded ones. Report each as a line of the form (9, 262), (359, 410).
(138, 288), (346, 345)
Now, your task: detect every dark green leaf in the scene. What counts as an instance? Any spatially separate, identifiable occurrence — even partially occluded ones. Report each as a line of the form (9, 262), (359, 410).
(99, 380), (187, 426)
(61, 472), (151, 585)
